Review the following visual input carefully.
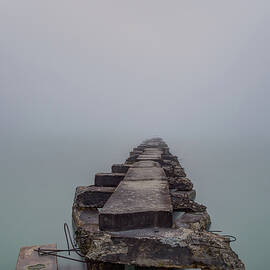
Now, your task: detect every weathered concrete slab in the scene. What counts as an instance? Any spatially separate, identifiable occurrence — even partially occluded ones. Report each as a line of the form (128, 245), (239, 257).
(170, 189), (196, 200)
(111, 164), (131, 173)
(138, 153), (161, 158)
(137, 154), (162, 163)
(143, 148), (163, 155)
(174, 211), (211, 231)
(168, 177), (193, 190)
(83, 228), (245, 270)
(16, 244), (57, 270)
(124, 167), (167, 181)
(95, 173), (125, 187)
(72, 206), (99, 233)
(99, 180), (173, 231)
(74, 186), (115, 208)
(132, 161), (161, 168)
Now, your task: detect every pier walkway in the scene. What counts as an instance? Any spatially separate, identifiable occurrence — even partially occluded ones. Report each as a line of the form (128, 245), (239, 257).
(72, 138), (245, 270)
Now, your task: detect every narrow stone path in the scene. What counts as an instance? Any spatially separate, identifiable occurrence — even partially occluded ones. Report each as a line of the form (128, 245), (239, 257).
(99, 140), (172, 231)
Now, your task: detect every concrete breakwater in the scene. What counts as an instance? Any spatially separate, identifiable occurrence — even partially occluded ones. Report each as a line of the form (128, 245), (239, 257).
(73, 138), (245, 270)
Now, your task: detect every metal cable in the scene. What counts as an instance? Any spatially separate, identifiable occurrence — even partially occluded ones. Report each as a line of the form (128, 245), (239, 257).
(34, 223), (87, 263)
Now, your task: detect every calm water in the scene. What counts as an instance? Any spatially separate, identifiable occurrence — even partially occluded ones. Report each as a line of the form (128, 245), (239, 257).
(0, 136), (269, 269)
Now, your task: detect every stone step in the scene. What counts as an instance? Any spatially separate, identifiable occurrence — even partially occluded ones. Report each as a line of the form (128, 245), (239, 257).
(143, 148), (163, 155)
(99, 180), (172, 231)
(74, 186), (115, 208)
(95, 173), (125, 187)
(111, 164), (131, 173)
(124, 167), (167, 181)
(137, 154), (162, 163)
(16, 244), (57, 270)
(132, 160), (161, 168)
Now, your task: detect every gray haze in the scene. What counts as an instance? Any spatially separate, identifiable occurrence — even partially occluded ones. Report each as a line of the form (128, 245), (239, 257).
(0, 1), (269, 269)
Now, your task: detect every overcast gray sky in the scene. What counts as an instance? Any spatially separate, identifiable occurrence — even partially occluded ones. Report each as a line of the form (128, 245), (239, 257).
(1, 1), (269, 142)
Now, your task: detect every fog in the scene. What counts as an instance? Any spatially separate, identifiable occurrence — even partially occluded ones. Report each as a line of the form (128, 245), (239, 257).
(1, 1), (270, 141)
(0, 1), (269, 269)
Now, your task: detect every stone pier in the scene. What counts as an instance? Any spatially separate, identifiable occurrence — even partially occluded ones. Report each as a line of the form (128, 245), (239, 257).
(72, 138), (245, 270)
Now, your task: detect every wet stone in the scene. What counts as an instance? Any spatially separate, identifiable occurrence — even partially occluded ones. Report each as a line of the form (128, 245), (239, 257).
(74, 186), (115, 208)
(95, 173), (125, 187)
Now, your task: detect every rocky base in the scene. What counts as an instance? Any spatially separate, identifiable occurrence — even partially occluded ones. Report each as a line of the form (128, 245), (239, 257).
(75, 227), (245, 270)
(174, 211), (211, 231)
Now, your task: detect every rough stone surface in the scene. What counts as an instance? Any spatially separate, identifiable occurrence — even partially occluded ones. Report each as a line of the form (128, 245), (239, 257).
(125, 155), (138, 164)
(172, 196), (206, 212)
(124, 167), (167, 181)
(74, 186), (115, 208)
(130, 150), (144, 155)
(174, 211), (211, 231)
(16, 244), (57, 270)
(95, 173), (125, 187)
(99, 180), (172, 231)
(143, 148), (163, 155)
(168, 177), (193, 191)
(81, 228), (245, 270)
(111, 164), (131, 174)
(137, 154), (162, 163)
(173, 166), (187, 177)
(170, 189), (196, 200)
(161, 154), (178, 161)
(132, 161), (161, 168)
(162, 166), (174, 177)
(86, 261), (125, 270)
(72, 206), (99, 233)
